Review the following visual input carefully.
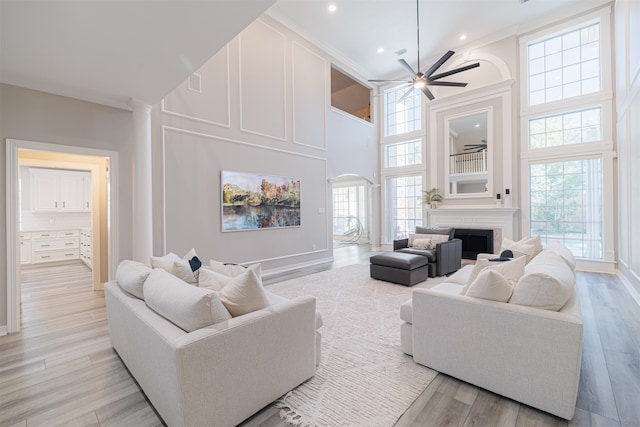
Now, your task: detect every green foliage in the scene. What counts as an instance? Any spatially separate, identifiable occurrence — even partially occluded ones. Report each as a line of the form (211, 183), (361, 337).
(422, 187), (443, 204)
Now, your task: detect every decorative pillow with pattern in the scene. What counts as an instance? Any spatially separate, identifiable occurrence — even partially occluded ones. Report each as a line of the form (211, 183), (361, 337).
(412, 238), (435, 250)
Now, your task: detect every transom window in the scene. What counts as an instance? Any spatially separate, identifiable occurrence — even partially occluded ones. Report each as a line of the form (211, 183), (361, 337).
(384, 86), (421, 136)
(528, 22), (600, 106)
(529, 158), (603, 259)
(384, 140), (422, 168)
(528, 107), (601, 149)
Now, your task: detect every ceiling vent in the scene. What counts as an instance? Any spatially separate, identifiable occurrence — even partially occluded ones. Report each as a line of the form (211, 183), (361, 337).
(395, 48), (407, 56)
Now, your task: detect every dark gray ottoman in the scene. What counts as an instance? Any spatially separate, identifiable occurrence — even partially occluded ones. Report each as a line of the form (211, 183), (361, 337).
(370, 252), (430, 286)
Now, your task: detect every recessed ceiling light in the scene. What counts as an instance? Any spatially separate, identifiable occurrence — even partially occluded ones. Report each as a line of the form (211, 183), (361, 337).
(328, 4), (337, 12)
(475, 124), (480, 128)
(377, 47), (385, 54)
(459, 34), (467, 41)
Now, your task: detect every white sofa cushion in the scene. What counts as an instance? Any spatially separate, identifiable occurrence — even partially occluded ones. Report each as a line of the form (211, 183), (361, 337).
(115, 260), (152, 300)
(198, 267), (233, 291)
(150, 252), (181, 274)
(518, 235), (543, 260)
(144, 268), (231, 332)
(219, 265), (271, 317)
(510, 251), (575, 311)
(466, 269), (513, 302)
(209, 260), (262, 278)
(546, 241), (577, 270)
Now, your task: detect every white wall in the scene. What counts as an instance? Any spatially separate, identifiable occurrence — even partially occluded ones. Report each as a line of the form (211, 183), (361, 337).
(615, 0), (640, 295)
(154, 15), (377, 270)
(0, 83), (133, 329)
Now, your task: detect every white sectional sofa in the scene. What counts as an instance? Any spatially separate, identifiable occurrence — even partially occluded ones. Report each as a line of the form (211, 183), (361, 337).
(105, 262), (322, 427)
(400, 243), (583, 420)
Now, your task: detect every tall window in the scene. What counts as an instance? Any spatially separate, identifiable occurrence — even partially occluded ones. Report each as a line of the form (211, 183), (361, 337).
(521, 9), (612, 264)
(385, 139), (422, 168)
(527, 22), (600, 106)
(384, 86), (421, 136)
(332, 185), (365, 235)
(529, 159), (603, 258)
(385, 176), (422, 241)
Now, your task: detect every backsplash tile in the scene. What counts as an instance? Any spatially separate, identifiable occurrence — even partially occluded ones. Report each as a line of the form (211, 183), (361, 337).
(21, 211), (91, 231)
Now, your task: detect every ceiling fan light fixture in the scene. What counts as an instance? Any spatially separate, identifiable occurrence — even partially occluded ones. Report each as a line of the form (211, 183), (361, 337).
(413, 79), (426, 89)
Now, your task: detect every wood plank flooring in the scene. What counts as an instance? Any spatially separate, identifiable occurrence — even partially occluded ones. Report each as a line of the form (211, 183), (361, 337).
(1, 249), (638, 427)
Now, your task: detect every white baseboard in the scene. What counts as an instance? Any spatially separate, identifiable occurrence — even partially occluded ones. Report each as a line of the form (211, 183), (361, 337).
(0, 325), (7, 337)
(618, 270), (640, 308)
(261, 256), (335, 279)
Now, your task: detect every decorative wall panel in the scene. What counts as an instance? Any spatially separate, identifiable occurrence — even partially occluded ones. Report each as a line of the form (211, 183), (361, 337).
(292, 42), (326, 149)
(162, 45), (230, 127)
(239, 20), (286, 140)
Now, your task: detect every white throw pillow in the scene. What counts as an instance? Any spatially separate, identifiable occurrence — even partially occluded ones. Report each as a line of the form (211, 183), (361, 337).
(115, 260), (152, 300)
(546, 241), (577, 270)
(463, 256), (526, 295)
(510, 251), (575, 311)
(219, 264), (270, 317)
(209, 260), (262, 278)
(143, 269), (231, 332)
(466, 269), (513, 302)
(409, 233), (449, 247)
(518, 235), (543, 260)
(173, 259), (199, 285)
(199, 267), (233, 291)
(150, 252), (181, 274)
(412, 238), (435, 250)
(501, 238), (536, 263)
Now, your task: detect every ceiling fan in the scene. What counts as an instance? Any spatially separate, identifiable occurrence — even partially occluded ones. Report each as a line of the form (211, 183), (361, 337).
(369, 0), (480, 101)
(463, 139), (488, 152)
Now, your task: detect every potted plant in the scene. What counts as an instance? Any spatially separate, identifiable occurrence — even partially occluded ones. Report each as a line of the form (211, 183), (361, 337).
(422, 187), (443, 209)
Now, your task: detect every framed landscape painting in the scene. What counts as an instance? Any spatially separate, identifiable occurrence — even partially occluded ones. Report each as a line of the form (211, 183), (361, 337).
(221, 170), (301, 232)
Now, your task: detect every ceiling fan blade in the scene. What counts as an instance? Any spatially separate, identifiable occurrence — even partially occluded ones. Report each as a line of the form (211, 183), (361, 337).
(428, 81), (468, 87)
(368, 79), (412, 83)
(397, 58), (417, 78)
(419, 85), (435, 100)
(424, 50), (455, 78)
(429, 62), (480, 81)
(397, 87), (415, 103)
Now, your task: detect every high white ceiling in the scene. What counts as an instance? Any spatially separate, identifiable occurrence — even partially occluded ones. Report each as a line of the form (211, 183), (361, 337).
(0, 0), (275, 109)
(267, 0), (610, 82)
(0, 0), (610, 110)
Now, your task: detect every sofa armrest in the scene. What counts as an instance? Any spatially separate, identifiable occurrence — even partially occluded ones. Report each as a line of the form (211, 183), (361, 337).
(411, 288), (583, 419)
(393, 238), (409, 251)
(435, 238), (462, 276)
(174, 295), (318, 427)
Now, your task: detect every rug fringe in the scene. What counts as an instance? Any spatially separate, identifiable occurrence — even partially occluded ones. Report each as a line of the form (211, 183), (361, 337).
(276, 392), (316, 427)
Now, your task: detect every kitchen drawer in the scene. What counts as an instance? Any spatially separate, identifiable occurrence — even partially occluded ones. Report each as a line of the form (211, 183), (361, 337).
(33, 249), (80, 263)
(57, 230), (79, 238)
(32, 231), (57, 239)
(20, 232), (32, 240)
(33, 238), (79, 251)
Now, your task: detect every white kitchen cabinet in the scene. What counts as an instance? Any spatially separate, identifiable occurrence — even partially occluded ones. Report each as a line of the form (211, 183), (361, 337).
(30, 168), (91, 212)
(80, 229), (93, 269)
(29, 229), (80, 264)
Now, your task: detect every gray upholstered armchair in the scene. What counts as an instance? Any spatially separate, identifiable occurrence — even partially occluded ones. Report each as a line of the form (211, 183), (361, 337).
(393, 226), (462, 277)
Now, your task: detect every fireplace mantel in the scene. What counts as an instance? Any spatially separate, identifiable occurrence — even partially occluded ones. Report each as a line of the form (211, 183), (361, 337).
(427, 207), (519, 241)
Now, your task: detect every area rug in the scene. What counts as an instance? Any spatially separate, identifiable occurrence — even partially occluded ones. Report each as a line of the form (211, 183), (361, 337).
(266, 263), (444, 427)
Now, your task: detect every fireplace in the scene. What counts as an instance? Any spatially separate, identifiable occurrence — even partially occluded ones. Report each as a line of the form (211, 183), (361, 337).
(454, 228), (494, 259)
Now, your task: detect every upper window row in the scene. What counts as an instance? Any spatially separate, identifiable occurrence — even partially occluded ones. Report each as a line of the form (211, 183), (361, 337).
(527, 22), (601, 106)
(384, 86), (422, 137)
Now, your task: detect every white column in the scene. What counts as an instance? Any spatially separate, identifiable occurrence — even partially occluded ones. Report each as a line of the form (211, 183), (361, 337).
(130, 100), (153, 263)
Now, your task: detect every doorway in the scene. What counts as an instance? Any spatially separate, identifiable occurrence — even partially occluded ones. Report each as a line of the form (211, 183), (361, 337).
(6, 139), (119, 333)
(331, 175), (372, 248)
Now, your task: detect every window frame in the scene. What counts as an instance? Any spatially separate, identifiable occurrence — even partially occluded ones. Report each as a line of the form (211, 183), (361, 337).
(519, 5), (616, 269)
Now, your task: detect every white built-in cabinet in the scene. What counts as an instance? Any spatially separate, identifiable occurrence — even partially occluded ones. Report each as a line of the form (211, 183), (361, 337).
(20, 232), (32, 264)
(29, 168), (92, 212)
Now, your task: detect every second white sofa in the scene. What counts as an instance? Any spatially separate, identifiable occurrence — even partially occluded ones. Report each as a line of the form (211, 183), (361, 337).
(400, 244), (583, 420)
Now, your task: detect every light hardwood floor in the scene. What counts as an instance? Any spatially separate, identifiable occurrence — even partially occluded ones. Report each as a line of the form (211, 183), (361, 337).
(1, 248), (638, 427)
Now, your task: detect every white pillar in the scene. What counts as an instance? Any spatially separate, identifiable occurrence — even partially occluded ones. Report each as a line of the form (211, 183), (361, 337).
(130, 100), (153, 263)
